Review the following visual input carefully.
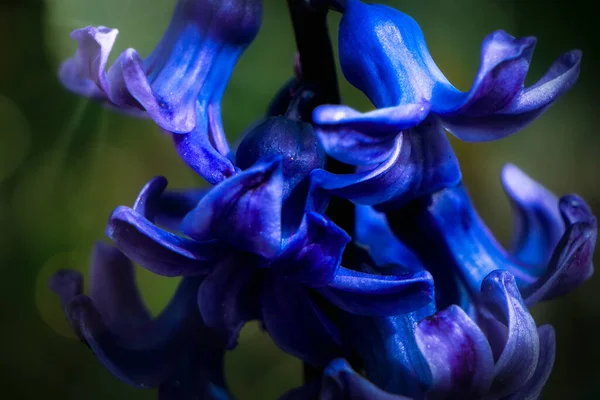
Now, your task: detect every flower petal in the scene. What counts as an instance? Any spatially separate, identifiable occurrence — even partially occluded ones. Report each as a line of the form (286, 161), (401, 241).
(501, 164), (563, 268)
(415, 305), (494, 398)
(318, 266), (434, 316)
(272, 212), (350, 287)
(321, 359), (411, 400)
(523, 195), (596, 305)
(154, 187), (208, 231)
(504, 325), (556, 400)
(89, 242), (151, 335)
(107, 206), (223, 276)
(481, 270), (539, 397)
(65, 277), (210, 388)
(197, 257), (262, 348)
(310, 118), (461, 208)
(262, 276), (344, 367)
(181, 156), (284, 258)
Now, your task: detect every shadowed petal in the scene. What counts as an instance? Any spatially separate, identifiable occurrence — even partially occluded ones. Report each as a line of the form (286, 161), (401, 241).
(182, 156), (284, 258)
(501, 164), (563, 268)
(107, 206), (223, 276)
(415, 305), (494, 398)
(262, 277), (344, 367)
(481, 270), (539, 397)
(272, 212), (350, 287)
(89, 242), (151, 335)
(279, 381), (321, 400)
(523, 195), (596, 304)
(154, 187), (208, 231)
(318, 266), (434, 316)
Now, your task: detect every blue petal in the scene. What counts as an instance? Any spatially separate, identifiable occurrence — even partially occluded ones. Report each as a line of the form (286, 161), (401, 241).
(522, 195), (596, 305)
(338, 302), (434, 397)
(504, 325), (556, 400)
(107, 206), (223, 276)
(415, 305), (495, 398)
(318, 266), (434, 316)
(271, 212), (350, 287)
(59, 0), (261, 134)
(310, 118), (461, 207)
(334, 0), (580, 141)
(181, 156), (284, 258)
(197, 256), (261, 348)
(355, 205), (422, 269)
(501, 164), (563, 268)
(481, 270), (539, 397)
(278, 381), (321, 400)
(261, 276), (344, 367)
(154, 187), (208, 231)
(321, 359), (411, 400)
(64, 277), (215, 389)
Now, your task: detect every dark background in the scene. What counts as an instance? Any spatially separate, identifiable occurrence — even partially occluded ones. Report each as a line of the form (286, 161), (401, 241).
(1, 0), (598, 398)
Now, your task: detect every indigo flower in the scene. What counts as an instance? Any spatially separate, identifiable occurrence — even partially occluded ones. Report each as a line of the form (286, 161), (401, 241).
(49, 243), (232, 399)
(59, 0), (262, 184)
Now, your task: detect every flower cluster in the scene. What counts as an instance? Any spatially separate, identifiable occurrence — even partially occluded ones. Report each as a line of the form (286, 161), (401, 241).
(50, 0), (596, 399)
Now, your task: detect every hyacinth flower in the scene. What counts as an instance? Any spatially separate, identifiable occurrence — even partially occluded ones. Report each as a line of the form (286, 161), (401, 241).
(59, 0), (262, 184)
(48, 243), (231, 399)
(105, 111), (435, 366)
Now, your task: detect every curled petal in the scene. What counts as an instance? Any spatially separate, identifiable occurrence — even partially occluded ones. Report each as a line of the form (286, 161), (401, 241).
(89, 242), (151, 335)
(501, 164), (563, 268)
(272, 212), (350, 287)
(415, 305), (494, 398)
(481, 270), (539, 396)
(65, 277), (209, 388)
(505, 325), (556, 400)
(311, 118), (461, 208)
(318, 266), (434, 316)
(107, 206), (223, 276)
(197, 257), (261, 348)
(262, 277), (344, 367)
(154, 187), (208, 231)
(313, 104), (430, 165)
(523, 195), (596, 304)
(132, 176), (169, 220)
(48, 269), (85, 339)
(321, 359), (411, 400)
(182, 156), (284, 258)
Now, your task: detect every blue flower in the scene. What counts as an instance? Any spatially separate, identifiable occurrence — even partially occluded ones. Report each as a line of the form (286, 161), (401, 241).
(59, 0), (262, 184)
(49, 243), (232, 399)
(105, 114), (434, 365)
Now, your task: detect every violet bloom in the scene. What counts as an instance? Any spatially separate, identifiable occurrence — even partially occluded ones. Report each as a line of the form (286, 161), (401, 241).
(60, 0), (262, 184)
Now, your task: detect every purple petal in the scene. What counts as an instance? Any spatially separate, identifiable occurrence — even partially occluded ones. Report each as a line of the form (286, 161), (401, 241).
(318, 266), (434, 316)
(65, 277), (206, 388)
(197, 257), (261, 348)
(279, 381), (321, 400)
(415, 305), (494, 398)
(310, 118), (461, 208)
(89, 242), (151, 335)
(262, 276), (344, 367)
(181, 156), (284, 258)
(481, 270), (539, 397)
(501, 164), (564, 268)
(505, 325), (556, 400)
(272, 212), (350, 287)
(107, 206), (223, 276)
(321, 359), (411, 400)
(154, 188), (208, 231)
(523, 195), (596, 304)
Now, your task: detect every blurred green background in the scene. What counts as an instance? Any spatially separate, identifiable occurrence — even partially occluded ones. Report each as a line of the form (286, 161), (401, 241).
(1, 0), (599, 398)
